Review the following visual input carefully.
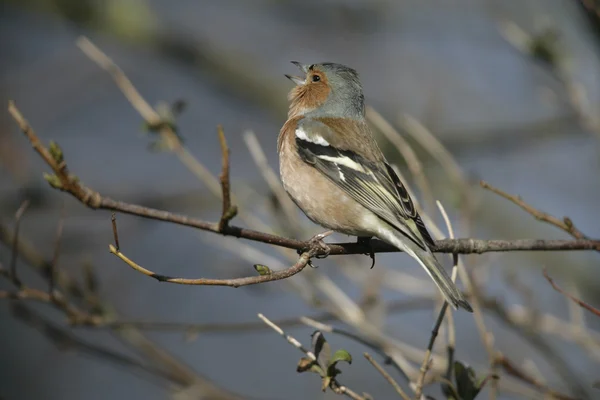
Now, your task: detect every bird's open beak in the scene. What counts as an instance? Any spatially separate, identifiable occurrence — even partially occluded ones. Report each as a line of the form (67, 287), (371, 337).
(285, 61), (308, 85)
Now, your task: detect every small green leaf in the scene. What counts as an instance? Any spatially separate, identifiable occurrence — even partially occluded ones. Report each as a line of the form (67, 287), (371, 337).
(43, 173), (62, 189)
(329, 349), (352, 367)
(253, 264), (272, 276)
(49, 141), (64, 164)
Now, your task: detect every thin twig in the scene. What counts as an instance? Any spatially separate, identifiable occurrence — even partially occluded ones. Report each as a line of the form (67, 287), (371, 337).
(111, 213), (120, 251)
(495, 355), (578, 400)
(413, 302), (449, 399)
(480, 181), (589, 240)
(543, 268), (600, 317)
(364, 352), (411, 400)
(367, 107), (435, 214)
(243, 130), (301, 231)
(217, 125), (237, 231)
(109, 243), (314, 287)
(257, 313), (315, 359)
(49, 205), (66, 297)
(77, 37), (269, 235)
(413, 201), (461, 399)
(10, 200), (30, 287)
(300, 316), (411, 383)
(258, 313), (366, 400)
(108, 214), (316, 286)
(436, 201), (458, 387)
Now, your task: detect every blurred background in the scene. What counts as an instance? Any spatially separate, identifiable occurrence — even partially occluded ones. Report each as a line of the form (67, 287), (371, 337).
(1, 0), (600, 399)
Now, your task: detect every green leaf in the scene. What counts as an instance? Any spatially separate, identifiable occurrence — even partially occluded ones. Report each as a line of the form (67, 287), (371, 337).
(43, 173), (62, 189)
(454, 361), (482, 400)
(253, 264), (272, 276)
(329, 349), (352, 367)
(49, 141), (64, 164)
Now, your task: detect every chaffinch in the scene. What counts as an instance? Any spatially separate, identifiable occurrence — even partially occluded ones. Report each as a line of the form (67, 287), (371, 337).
(278, 62), (472, 312)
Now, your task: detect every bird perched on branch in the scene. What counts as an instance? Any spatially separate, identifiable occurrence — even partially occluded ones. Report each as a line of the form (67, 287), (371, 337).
(278, 61), (472, 312)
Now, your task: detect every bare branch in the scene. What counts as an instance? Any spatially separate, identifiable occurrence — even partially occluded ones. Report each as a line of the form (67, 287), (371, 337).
(108, 214), (317, 286)
(109, 243), (314, 287)
(364, 352), (411, 400)
(543, 268), (600, 318)
(480, 180), (589, 240)
(217, 125), (237, 231)
(495, 355), (578, 400)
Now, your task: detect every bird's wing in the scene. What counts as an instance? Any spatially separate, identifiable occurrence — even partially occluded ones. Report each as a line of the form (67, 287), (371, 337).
(295, 117), (435, 250)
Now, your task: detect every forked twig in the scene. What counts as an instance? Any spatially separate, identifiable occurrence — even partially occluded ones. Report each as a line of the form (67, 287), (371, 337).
(480, 181), (590, 241)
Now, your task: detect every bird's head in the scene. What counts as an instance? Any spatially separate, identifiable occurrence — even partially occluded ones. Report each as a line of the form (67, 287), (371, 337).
(285, 62), (364, 119)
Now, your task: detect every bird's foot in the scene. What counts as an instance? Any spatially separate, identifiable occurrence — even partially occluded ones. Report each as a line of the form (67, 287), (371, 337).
(303, 230), (334, 259)
(357, 236), (376, 269)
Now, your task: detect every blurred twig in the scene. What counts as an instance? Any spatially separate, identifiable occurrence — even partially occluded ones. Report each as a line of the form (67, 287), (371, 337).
(494, 355), (577, 400)
(10, 200), (30, 287)
(363, 352), (410, 400)
(544, 268), (600, 317)
(216, 125), (237, 231)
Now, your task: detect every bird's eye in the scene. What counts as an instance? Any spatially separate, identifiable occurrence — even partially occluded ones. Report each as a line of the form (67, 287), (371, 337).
(311, 75), (320, 82)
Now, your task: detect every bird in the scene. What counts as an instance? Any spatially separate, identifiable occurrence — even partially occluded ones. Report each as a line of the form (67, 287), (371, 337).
(278, 61), (472, 312)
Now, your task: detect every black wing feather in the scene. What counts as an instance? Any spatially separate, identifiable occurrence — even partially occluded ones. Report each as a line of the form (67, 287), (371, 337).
(296, 137), (432, 250)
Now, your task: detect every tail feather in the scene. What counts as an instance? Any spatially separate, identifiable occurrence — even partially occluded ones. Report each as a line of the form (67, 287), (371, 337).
(381, 229), (472, 312)
(411, 249), (472, 312)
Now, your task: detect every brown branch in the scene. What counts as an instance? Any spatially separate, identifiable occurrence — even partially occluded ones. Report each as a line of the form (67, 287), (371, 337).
(109, 243), (315, 287)
(109, 212), (317, 286)
(0, 276), (102, 326)
(7, 101), (600, 259)
(480, 180), (589, 240)
(217, 125), (237, 231)
(414, 302), (449, 399)
(363, 352), (411, 400)
(495, 355), (577, 400)
(543, 268), (600, 318)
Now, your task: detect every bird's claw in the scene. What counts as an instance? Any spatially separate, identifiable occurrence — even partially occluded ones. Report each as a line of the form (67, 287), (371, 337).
(303, 230), (333, 259)
(357, 236), (376, 269)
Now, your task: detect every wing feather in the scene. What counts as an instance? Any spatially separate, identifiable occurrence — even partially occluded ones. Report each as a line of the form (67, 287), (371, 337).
(295, 118), (434, 250)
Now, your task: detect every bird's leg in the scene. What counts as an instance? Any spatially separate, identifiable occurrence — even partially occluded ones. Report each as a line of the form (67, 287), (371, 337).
(357, 236), (376, 269)
(304, 230), (334, 259)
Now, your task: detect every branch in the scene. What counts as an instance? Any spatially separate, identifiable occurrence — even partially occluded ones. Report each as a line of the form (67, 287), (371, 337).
(364, 352), (411, 400)
(543, 268), (600, 318)
(7, 102), (600, 260)
(258, 313), (367, 400)
(495, 355), (578, 400)
(217, 125), (237, 231)
(109, 243), (315, 287)
(480, 180), (589, 240)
